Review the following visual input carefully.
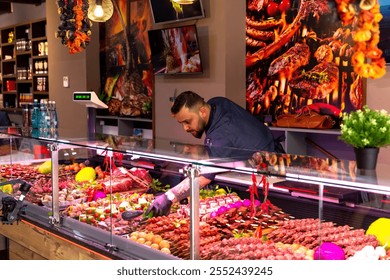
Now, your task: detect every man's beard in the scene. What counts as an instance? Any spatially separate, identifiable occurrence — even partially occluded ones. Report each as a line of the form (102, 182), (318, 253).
(191, 118), (206, 139)
(192, 130), (203, 139)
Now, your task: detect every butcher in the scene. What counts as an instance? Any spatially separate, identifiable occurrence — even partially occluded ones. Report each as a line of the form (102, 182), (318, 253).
(146, 91), (284, 216)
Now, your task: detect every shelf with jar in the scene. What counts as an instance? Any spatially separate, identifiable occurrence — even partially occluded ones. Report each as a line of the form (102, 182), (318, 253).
(2, 92), (17, 108)
(0, 18), (48, 110)
(1, 27), (16, 93)
(33, 75), (48, 94)
(1, 26), (17, 109)
(19, 92), (33, 106)
(16, 50), (32, 84)
(0, 26), (15, 45)
(31, 37), (48, 96)
(32, 58), (48, 75)
(1, 47), (15, 63)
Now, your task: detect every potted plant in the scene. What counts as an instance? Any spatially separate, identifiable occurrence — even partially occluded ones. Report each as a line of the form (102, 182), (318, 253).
(339, 105), (390, 169)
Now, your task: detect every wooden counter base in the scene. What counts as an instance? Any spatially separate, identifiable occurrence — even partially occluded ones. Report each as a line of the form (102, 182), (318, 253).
(0, 220), (110, 260)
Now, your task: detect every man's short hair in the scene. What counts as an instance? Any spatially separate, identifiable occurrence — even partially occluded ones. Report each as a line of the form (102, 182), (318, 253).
(171, 91), (205, 114)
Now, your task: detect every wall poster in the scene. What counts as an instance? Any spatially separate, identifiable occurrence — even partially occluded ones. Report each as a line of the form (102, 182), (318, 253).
(378, 0), (390, 63)
(99, 0), (153, 119)
(245, 0), (365, 123)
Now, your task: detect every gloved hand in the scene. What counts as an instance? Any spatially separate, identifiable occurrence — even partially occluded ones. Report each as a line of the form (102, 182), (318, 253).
(121, 210), (144, 221)
(145, 193), (173, 217)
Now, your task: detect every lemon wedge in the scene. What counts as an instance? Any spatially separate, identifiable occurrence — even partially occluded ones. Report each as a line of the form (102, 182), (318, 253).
(38, 160), (52, 174)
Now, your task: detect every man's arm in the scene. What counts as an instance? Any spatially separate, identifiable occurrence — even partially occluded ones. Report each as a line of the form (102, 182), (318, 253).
(144, 175), (212, 217)
(166, 175), (211, 203)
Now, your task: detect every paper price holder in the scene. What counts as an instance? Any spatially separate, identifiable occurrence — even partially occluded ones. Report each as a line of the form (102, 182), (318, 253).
(73, 91), (108, 139)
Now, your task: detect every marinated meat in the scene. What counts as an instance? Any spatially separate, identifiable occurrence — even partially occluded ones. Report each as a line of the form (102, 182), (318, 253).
(246, 16), (283, 30)
(288, 62), (339, 99)
(108, 98), (121, 115)
(314, 44), (333, 63)
(268, 43), (310, 77)
(246, 0), (331, 67)
(100, 177), (134, 193)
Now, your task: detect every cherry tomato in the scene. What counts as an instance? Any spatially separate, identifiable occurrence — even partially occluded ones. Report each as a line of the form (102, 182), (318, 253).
(279, 0), (291, 13)
(267, 1), (279, 17)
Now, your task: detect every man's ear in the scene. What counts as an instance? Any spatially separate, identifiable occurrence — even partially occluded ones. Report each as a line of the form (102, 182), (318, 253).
(199, 105), (208, 119)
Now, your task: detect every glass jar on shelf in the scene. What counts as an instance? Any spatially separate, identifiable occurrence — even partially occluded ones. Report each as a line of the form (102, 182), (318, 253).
(37, 77), (43, 91)
(38, 60), (43, 74)
(43, 60), (48, 74)
(38, 42), (45, 56)
(41, 77), (46, 91)
(16, 39), (20, 52)
(23, 69), (28, 80)
(34, 61), (39, 74)
(28, 64), (32, 80)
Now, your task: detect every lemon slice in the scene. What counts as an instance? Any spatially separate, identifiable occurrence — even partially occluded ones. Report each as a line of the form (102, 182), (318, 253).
(75, 166), (96, 182)
(359, 0), (376, 11)
(0, 184), (13, 194)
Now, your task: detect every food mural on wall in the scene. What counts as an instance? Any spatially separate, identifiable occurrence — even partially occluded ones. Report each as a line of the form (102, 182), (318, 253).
(378, 0), (390, 63)
(100, 0), (153, 118)
(245, 0), (386, 121)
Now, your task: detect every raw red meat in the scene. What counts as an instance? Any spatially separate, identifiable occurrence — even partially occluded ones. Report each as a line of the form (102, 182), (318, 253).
(100, 177), (134, 193)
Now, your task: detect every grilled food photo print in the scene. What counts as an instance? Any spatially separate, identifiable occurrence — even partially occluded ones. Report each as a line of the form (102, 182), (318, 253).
(245, 0), (386, 122)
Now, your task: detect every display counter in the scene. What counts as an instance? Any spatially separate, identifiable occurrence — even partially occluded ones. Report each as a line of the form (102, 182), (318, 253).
(0, 130), (389, 260)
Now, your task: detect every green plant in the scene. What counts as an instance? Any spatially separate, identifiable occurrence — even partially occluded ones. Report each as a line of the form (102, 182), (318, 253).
(199, 185), (234, 199)
(142, 100), (152, 116)
(149, 179), (170, 193)
(339, 105), (390, 148)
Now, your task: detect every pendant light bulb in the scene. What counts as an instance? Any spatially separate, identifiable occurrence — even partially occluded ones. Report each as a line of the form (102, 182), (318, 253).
(93, 4), (104, 18)
(88, 0), (114, 22)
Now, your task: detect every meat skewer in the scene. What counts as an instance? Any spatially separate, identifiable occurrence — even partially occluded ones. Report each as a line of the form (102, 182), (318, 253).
(246, 0), (330, 67)
(268, 42), (311, 77)
(246, 16), (283, 30)
(246, 36), (267, 48)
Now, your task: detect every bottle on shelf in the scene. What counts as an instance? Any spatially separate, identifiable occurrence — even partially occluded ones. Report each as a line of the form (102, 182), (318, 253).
(22, 103), (31, 136)
(38, 99), (49, 137)
(31, 99), (39, 137)
(48, 100), (58, 138)
(28, 64), (32, 80)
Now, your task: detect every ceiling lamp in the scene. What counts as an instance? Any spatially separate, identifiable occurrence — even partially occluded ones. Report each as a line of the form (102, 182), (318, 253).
(88, 0), (114, 22)
(171, 0), (196, 4)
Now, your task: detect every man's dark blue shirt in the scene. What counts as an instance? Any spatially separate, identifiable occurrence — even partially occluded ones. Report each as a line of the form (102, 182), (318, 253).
(204, 97), (275, 160)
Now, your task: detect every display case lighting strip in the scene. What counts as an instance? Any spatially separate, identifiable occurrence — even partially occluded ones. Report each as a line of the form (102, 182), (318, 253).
(125, 149), (197, 165)
(286, 173), (390, 195)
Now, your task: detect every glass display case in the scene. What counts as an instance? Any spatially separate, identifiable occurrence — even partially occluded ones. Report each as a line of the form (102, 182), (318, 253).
(0, 128), (389, 260)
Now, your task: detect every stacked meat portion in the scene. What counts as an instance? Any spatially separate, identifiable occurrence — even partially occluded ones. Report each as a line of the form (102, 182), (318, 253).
(267, 218), (379, 258)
